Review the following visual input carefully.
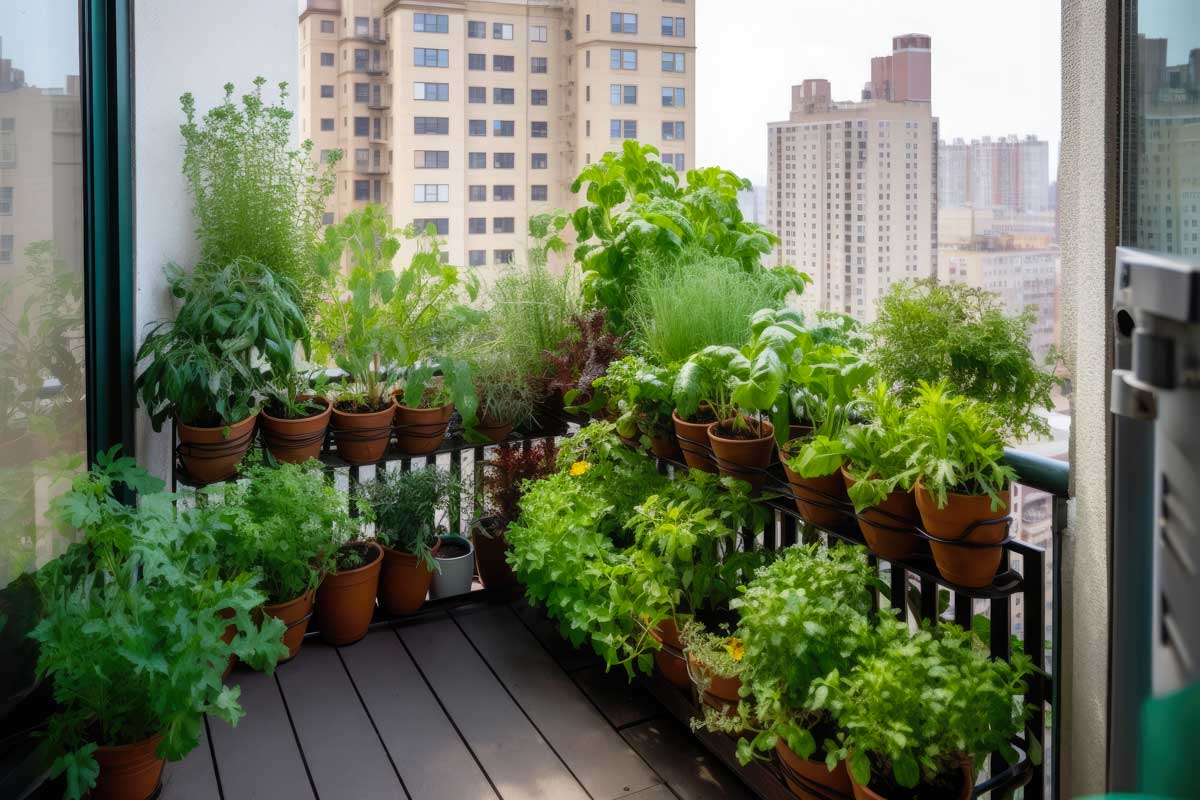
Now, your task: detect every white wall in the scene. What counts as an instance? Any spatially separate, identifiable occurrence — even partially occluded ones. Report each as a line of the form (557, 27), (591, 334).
(132, 0), (298, 479)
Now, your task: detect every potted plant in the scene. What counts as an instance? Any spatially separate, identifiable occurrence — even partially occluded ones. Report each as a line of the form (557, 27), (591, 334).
(473, 440), (558, 590)
(814, 620), (1036, 800)
(261, 369), (332, 465)
(210, 459), (355, 660)
(135, 259), (308, 483)
(33, 450), (287, 800)
(430, 534), (474, 600)
(393, 357), (476, 456)
(590, 356), (681, 459)
(679, 619), (745, 717)
(315, 539), (383, 646)
(547, 308), (625, 414)
(360, 466), (459, 615)
(904, 381), (1017, 588)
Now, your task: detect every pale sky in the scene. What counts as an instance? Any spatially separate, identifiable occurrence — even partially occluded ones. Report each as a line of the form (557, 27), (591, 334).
(695, 0), (1063, 186)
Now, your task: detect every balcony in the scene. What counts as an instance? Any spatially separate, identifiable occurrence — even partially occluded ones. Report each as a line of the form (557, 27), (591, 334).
(367, 100), (390, 111)
(354, 162), (388, 175)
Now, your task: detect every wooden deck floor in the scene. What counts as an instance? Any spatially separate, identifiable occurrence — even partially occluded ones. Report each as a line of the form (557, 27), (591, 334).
(161, 601), (753, 800)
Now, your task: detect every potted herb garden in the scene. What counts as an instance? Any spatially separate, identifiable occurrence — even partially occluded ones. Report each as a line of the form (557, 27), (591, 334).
(590, 355), (681, 459)
(315, 539), (383, 646)
(261, 370), (332, 464)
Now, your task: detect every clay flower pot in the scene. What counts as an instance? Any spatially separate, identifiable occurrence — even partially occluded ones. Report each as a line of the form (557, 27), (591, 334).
(841, 467), (922, 561)
(260, 397), (331, 464)
(177, 412), (258, 484)
(672, 410), (718, 473)
(474, 413), (515, 444)
(330, 399), (395, 465)
(649, 431), (683, 461)
(686, 653), (741, 716)
(92, 733), (165, 800)
(776, 738), (853, 800)
(378, 538), (441, 616)
(394, 401), (454, 455)
(781, 459), (854, 530)
(649, 617), (690, 688)
(915, 482), (1011, 588)
(316, 542), (383, 646)
(430, 535), (475, 599)
(472, 516), (516, 591)
(264, 588), (315, 662)
(707, 418), (775, 492)
(848, 757), (973, 800)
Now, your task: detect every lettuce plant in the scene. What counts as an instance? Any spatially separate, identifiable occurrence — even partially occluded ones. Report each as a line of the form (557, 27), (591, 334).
(588, 355), (677, 443)
(841, 382), (920, 512)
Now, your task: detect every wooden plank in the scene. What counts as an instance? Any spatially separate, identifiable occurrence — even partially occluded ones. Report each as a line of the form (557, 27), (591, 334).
(618, 785), (679, 800)
(572, 665), (663, 729)
(398, 617), (589, 800)
(510, 597), (602, 672)
(621, 719), (754, 800)
(275, 643), (405, 800)
(340, 629), (498, 800)
(208, 667), (315, 800)
(160, 719), (219, 799)
(456, 606), (662, 799)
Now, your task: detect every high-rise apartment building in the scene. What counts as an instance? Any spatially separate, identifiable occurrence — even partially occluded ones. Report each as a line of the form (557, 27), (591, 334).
(767, 37), (938, 322)
(298, 0), (696, 273)
(938, 134), (1051, 213)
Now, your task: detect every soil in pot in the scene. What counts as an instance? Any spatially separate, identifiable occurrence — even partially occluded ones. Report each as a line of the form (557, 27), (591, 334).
(649, 617), (690, 688)
(261, 397), (331, 464)
(263, 589), (315, 662)
(707, 418), (775, 492)
(316, 542), (383, 646)
(378, 538), (441, 616)
(394, 399), (454, 456)
(92, 733), (165, 800)
(177, 413), (258, 484)
(776, 738), (853, 800)
(330, 399), (395, 465)
(841, 467), (923, 561)
(430, 535), (475, 599)
(848, 754), (972, 800)
(672, 408), (719, 473)
(915, 482), (1011, 588)
(685, 653), (741, 716)
(472, 517), (516, 591)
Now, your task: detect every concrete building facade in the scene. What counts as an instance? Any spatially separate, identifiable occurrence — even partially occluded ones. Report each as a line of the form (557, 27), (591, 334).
(938, 134), (1051, 213)
(297, 0), (696, 274)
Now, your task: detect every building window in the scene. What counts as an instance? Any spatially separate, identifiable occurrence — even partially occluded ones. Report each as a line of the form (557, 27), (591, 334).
(493, 152), (515, 169)
(468, 53), (486, 71)
(531, 89), (548, 106)
(354, 16), (370, 36)
(469, 217), (486, 234)
(414, 13), (449, 33)
(354, 116), (369, 136)
(322, 211), (335, 225)
(320, 20), (335, 34)
(412, 218), (450, 236)
(320, 52), (335, 67)
(320, 84), (334, 98)
(414, 48), (449, 68)
(493, 120), (515, 137)
(610, 49), (637, 70)
(531, 184), (548, 201)
(661, 16), (686, 37)
(531, 121), (548, 138)
(532, 152), (548, 169)
(414, 82), (449, 101)
(414, 184), (450, 202)
(354, 49), (369, 70)
(469, 86), (486, 104)
(468, 151), (486, 168)
(354, 148), (370, 169)
(610, 119), (637, 139)
(530, 25), (547, 43)
(531, 57), (548, 74)
(354, 180), (370, 201)
(0, 187), (11, 215)
(469, 185), (486, 201)
(493, 23), (513, 40)
(467, 20), (486, 38)
(662, 87), (686, 107)
(493, 185), (515, 201)
(494, 249), (515, 264)
(320, 117), (335, 131)
(493, 55), (515, 72)
(469, 250), (487, 266)
(319, 149), (332, 162)
(414, 116), (449, 134)
(661, 153), (685, 171)
(469, 119), (487, 136)
(662, 121), (685, 140)
(662, 52), (686, 72)
(415, 150), (449, 169)
(0, 234), (12, 263)
(354, 82), (370, 102)
(610, 12), (637, 34)
(611, 84), (637, 105)
(493, 87), (515, 104)
(493, 217), (515, 233)
(585, 14), (590, 32)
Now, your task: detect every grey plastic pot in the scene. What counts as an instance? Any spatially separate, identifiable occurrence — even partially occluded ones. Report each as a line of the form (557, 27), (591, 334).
(429, 535), (476, 599)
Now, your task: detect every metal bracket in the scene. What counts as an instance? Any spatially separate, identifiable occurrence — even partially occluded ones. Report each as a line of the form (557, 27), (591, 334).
(1111, 369), (1158, 421)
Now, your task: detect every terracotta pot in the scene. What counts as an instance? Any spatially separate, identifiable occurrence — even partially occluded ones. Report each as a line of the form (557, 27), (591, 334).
(475, 414), (515, 444)
(218, 607), (237, 680)
(316, 542), (383, 646)
(781, 459), (853, 530)
(430, 535), (475, 599)
(915, 482), (1011, 588)
(672, 410), (718, 473)
(394, 401), (454, 455)
(330, 400), (395, 465)
(848, 758), (973, 800)
(177, 413), (258, 484)
(686, 652), (741, 715)
(841, 467), (922, 561)
(707, 419), (775, 492)
(776, 739), (853, 800)
(649, 617), (690, 688)
(260, 397), (331, 464)
(649, 431), (683, 461)
(378, 538), (441, 616)
(92, 734), (165, 800)
(472, 517), (516, 591)
(264, 589), (315, 662)
(788, 423), (815, 442)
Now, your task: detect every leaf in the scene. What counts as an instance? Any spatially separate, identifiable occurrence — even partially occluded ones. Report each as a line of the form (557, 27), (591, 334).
(893, 753), (920, 789)
(849, 749), (871, 788)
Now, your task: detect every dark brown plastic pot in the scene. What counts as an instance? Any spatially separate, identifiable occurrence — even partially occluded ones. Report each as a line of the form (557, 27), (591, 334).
(915, 482), (1011, 588)
(475, 414), (515, 444)
(776, 739), (853, 800)
(92, 733), (165, 800)
(686, 652), (741, 715)
(177, 413), (258, 483)
(781, 459), (853, 530)
(472, 517), (516, 591)
(650, 431), (683, 461)
(330, 400), (395, 465)
(649, 617), (690, 688)
(316, 542), (383, 646)
(264, 589), (315, 662)
(378, 538), (441, 616)
(394, 401), (453, 455)
(848, 757), (973, 800)
(261, 397), (331, 464)
(707, 419), (775, 492)
(672, 410), (718, 473)
(841, 467), (921, 560)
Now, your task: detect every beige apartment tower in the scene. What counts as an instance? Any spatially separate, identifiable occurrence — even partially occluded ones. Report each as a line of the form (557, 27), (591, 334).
(298, 0), (696, 273)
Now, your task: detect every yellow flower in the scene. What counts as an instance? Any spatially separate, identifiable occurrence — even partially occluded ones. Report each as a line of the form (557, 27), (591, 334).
(725, 637), (745, 662)
(569, 461), (592, 477)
